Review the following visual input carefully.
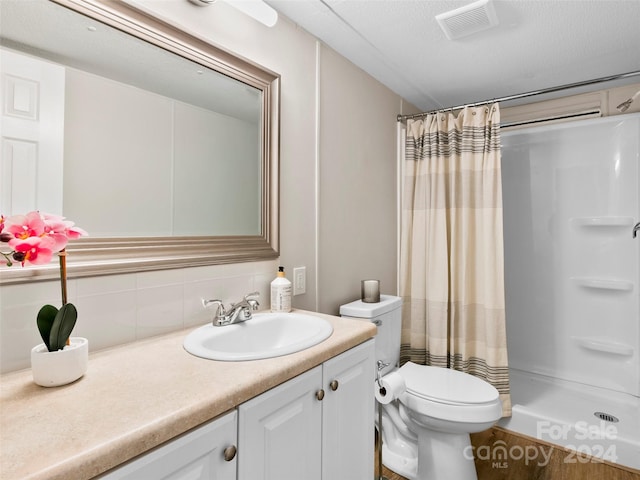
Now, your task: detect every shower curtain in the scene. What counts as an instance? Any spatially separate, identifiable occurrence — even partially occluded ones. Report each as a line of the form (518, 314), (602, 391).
(400, 104), (511, 416)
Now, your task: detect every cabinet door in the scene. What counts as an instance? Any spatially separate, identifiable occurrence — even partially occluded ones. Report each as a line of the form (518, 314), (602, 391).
(99, 410), (237, 480)
(238, 365), (323, 480)
(322, 339), (375, 480)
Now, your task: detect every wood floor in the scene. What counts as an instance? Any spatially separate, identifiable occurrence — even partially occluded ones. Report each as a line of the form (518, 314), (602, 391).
(375, 427), (640, 480)
(374, 428), (411, 480)
(376, 463), (406, 480)
(375, 461), (406, 480)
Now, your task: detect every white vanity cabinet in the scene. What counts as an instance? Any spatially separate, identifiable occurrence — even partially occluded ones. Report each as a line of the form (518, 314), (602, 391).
(96, 340), (374, 480)
(98, 410), (237, 480)
(238, 339), (375, 480)
(321, 339), (375, 479)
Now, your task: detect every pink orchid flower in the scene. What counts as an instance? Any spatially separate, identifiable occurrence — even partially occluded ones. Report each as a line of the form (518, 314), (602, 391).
(41, 216), (72, 251)
(1, 211), (87, 267)
(4, 212), (45, 240)
(64, 224), (88, 239)
(41, 213), (88, 238)
(9, 236), (56, 266)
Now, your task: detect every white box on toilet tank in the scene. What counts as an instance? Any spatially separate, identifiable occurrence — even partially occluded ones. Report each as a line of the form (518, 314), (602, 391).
(340, 295), (402, 375)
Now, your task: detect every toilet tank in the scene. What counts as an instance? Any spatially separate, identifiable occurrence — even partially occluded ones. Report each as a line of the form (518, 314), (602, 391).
(340, 295), (402, 375)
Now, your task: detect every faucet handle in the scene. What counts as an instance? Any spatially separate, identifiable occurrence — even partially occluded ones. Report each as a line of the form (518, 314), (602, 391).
(203, 299), (226, 315)
(203, 298), (224, 308)
(203, 299), (230, 326)
(244, 291), (260, 310)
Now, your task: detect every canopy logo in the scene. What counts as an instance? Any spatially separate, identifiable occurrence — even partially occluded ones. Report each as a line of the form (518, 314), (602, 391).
(464, 440), (553, 468)
(466, 420), (619, 469)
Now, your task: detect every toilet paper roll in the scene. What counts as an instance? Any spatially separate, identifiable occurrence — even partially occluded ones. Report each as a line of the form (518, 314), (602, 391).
(374, 371), (406, 405)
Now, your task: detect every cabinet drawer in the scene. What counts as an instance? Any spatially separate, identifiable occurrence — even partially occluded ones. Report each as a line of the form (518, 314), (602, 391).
(98, 410), (237, 480)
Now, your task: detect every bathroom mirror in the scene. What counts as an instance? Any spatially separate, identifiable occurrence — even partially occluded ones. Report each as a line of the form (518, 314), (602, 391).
(0, 0), (279, 283)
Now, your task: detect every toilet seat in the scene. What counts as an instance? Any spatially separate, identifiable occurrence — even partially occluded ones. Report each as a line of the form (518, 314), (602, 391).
(399, 361), (499, 405)
(397, 362), (502, 424)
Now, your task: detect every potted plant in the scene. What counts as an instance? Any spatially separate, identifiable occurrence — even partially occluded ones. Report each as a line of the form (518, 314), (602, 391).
(1, 211), (88, 387)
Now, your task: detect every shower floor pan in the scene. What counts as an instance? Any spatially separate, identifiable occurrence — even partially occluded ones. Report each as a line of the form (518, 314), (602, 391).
(498, 368), (640, 471)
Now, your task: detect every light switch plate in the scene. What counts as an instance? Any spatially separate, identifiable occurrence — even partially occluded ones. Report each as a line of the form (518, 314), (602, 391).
(293, 266), (306, 296)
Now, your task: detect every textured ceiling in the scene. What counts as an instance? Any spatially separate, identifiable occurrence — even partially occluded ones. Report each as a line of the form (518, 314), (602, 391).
(266, 0), (640, 112)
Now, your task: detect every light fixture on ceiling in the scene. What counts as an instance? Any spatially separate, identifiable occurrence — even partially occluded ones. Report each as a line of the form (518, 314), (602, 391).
(188, 0), (278, 27)
(616, 89), (640, 112)
(436, 0), (499, 41)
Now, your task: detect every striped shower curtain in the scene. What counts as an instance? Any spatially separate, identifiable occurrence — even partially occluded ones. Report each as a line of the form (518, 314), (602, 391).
(400, 104), (511, 416)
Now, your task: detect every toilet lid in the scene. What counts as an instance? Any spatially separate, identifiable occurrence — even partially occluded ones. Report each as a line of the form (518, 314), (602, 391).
(399, 362), (499, 405)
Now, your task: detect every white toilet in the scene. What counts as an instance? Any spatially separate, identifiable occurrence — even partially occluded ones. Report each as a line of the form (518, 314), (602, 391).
(340, 295), (502, 480)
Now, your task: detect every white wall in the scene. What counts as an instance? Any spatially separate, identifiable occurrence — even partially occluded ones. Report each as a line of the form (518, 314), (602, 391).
(0, 1), (414, 372)
(172, 102), (260, 236)
(318, 46), (405, 314)
(64, 68), (174, 236)
(64, 68), (260, 236)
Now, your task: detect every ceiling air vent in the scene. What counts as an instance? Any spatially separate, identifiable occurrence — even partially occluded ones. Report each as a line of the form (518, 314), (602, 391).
(436, 0), (499, 40)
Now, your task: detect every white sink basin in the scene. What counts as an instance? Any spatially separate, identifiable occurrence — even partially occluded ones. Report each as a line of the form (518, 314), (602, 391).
(183, 312), (334, 361)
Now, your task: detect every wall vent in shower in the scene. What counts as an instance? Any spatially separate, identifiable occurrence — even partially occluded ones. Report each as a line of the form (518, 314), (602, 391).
(594, 411), (619, 423)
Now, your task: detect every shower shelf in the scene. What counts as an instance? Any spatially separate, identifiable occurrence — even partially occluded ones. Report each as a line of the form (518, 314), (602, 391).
(572, 337), (634, 356)
(570, 216), (634, 227)
(571, 277), (634, 291)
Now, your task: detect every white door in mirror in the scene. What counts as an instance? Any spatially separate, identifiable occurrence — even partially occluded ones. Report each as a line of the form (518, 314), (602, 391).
(0, 49), (65, 215)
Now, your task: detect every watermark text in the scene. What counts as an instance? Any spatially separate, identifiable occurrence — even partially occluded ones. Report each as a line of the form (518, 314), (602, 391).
(465, 420), (619, 468)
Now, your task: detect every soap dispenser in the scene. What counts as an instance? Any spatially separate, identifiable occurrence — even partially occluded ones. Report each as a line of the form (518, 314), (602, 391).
(270, 266), (292, 313)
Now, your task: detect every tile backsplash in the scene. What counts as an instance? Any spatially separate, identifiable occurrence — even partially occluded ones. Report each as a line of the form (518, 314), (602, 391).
(0, 260), (278, 374)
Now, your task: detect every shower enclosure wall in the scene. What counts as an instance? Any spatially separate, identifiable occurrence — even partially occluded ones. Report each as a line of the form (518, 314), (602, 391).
(499, 113), (640, 470)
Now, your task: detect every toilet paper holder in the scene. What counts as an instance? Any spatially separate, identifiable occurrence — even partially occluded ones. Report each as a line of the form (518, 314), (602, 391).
(376, 360), (390, 388)
(376, 359), (391, 480)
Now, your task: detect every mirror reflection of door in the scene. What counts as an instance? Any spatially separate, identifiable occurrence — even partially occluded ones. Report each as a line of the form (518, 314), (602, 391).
(0, 49), (65, 215)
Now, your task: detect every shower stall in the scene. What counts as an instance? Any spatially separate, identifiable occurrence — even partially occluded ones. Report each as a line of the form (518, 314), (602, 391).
(498, 113), (640, 470)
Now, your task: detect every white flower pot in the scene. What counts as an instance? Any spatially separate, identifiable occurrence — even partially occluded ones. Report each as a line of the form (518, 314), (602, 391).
(31, 337), (88, 387)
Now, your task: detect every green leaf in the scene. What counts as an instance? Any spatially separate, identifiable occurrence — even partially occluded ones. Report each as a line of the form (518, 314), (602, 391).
(49, 303), (78, 352)
(37, 305), (58, 351)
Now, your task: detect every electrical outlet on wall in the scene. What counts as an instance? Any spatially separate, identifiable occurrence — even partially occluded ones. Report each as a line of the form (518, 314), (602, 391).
(292, 266), (306, 296)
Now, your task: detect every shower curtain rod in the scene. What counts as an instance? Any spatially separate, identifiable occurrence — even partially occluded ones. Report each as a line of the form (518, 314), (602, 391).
(396, 70), (640, 122)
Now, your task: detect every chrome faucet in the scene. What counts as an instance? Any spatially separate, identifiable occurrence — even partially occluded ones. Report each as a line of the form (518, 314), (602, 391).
(203, 292), (260, 326)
